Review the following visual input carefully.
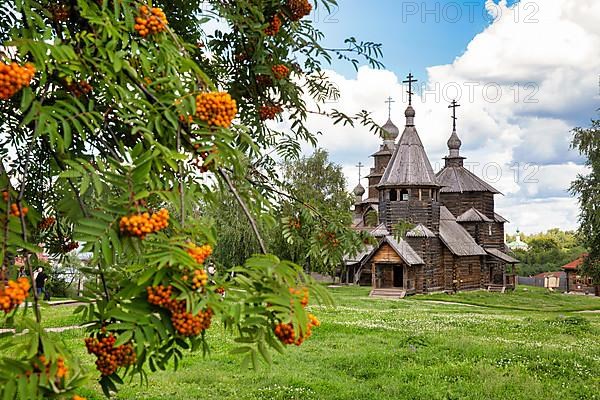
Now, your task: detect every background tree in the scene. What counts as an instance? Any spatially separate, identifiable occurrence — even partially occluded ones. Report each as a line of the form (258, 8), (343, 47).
(570, 116), (600, 295)
(508, 229), (586, 276)
(276, 149), (369, 279)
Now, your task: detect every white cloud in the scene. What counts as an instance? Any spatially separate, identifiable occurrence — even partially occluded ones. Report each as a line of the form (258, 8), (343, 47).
(284, 0), (598, 235)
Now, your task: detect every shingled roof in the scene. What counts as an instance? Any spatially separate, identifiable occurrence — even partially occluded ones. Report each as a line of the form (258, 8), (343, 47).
(406, 224), (436, 238)
(456, 208), (493, 223)
(436, 166), (501, 194)
(439, 206), (487, 256)
(485, 248), (519, 264)
(377, 106), (439, 188)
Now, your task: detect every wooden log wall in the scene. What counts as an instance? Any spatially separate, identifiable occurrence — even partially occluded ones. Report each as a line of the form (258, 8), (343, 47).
(380, 196), (441, 232)
(440, 192), (495, 220)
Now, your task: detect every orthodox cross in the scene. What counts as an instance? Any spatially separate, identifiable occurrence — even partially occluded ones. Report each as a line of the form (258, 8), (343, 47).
(385, 96), (395, 119)
(448, 100), (460, 131)
(403, 73), (418, 105)
(356, 162), (365, 181)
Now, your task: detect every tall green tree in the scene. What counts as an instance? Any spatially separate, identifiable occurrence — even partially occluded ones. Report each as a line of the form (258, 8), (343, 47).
(570, 116), (600, 295)
(276, 149), (369, 278)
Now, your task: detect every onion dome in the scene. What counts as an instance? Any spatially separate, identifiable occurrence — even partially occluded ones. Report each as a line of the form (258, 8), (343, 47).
(382, 118), (399, 141)
(447, 129), (462, 157)
(353, 183), (366, 197)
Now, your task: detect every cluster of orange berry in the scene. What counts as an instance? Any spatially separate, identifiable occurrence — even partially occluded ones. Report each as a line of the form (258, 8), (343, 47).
(9, 203), (28, 217)
(66, 80), (92, 97)
(264, 14), (282, 36)
(319, 231), (340, 248)
(27, 355), (68, 380)
(134, 5), (168, 37)
(289, 287), (309, 308)
(0, 277), (30, 313)
(84, 334), (136, 376)
(49, 3), (70, 22)
(119, 208), (169, 239)
(195, 92), (237, 128)
(288, 218), (301, 230)
(287, 0), (313, 21)
(256, 74), (273, 88)
(259, 105), (283, 121)
(191, 269), (208, 290)
(187, 243), (213, 265)
(274, 314), (320, 346)
(2, 191), (8, 202)
(272, 64), (290, 80)
(0, 61), (35, 100)
(170, 300), (213, 336)
(147, 285), (213, 336)
(38, 216), (56, 230)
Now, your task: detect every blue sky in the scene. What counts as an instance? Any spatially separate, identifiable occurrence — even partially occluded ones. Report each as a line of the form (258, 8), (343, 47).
(315, 0), (516, 81)
(288, 0), (600, 234)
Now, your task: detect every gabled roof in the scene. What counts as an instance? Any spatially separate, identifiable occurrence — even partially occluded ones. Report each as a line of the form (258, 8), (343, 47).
(370, 223), (390, 238)
(439, 206), (487, 256)
(485, 248), (519, 263)
(436, 165), (501, 194)
(377, 117), (439, 188)
(345, 245), (375, 265)
(494, 212), (509, 223)
(562, 254), (587, 271)
(363, 235), (424, 265)
(456, 208), (493, 223)
(406, 224), (436, 238)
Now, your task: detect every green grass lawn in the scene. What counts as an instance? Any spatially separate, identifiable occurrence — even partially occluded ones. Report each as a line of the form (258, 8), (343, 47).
(5, 287), (600, 399)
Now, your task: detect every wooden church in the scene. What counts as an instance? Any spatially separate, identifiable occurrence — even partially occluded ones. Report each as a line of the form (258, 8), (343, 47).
(348, 74), (518, 296)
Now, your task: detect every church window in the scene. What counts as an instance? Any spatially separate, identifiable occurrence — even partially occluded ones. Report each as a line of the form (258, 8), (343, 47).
(389, 189), (397, 201)
(418, 189), (422, 201)
(400, 189), (409, 201)
(488, 224), (493, 236)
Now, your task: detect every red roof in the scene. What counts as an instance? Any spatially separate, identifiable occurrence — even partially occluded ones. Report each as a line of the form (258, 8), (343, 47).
(561, 254), (588, 271)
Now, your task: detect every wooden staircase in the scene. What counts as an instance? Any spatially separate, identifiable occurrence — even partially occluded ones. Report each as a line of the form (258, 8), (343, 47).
(487, 285), (506, 293)
(369, 288), (407, 299)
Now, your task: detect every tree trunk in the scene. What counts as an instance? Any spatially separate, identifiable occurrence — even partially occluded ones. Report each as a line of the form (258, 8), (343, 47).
(595, 284), (600, 297)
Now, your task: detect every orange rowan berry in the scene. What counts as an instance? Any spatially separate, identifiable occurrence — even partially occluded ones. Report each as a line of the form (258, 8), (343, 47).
(9, 203), (28, 217)
(259, 105), (283, 121)
(119, 208), (169, 239)
(0, 277), (30, 313)
(271, 64), (290, 80)
(289, 286), (309, 308)
(66, 80), (92, 97)
(264, 14), (282, 36)
(49, 3), (70, 22)
(147, 285), (175, 309)
(85, 334), (136, 376)
(195, 92), (237, 128)
(191, 269), (208, 290)
(73, 396), (87, 400)
(38, 216), (56, 230)
(0, 62), (35, 100)
(134, 5), (168, 37)
(287, 0), (312, 21)
(186, 243), (213, 265)
(1, 191), (8, 202)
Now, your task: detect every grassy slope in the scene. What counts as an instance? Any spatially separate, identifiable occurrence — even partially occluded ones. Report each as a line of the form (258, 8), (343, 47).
(5, 287), (600, 399)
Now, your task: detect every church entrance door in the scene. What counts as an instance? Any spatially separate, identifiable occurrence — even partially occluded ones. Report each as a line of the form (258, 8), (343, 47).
(393, 265), (404, 288)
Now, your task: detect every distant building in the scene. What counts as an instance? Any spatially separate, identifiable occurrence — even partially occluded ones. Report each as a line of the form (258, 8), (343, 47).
(507, 230), (529, 251)
(532, 271), (565, 290)
(562, 255), (595, 294)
